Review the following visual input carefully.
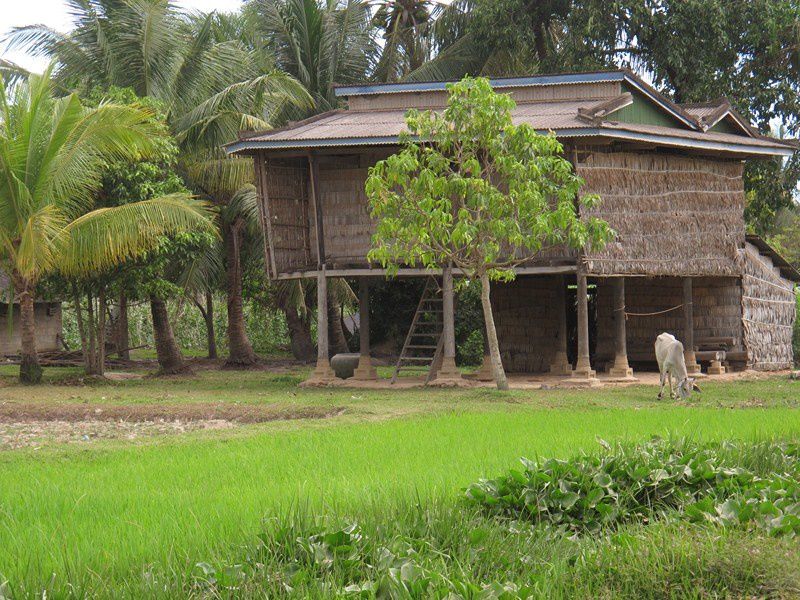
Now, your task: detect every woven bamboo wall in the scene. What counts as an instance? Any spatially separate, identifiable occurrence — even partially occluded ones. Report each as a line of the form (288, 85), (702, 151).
(490, 276), (560, 372)
(318, 166), (374, 267)
(262, 159), (314, 273)
(595, 276), (743, 364)
(740, 243), (796, 370)
(579, 152), (745, 277)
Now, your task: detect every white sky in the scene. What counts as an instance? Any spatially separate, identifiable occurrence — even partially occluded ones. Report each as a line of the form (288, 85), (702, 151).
(1, 0), (245, 73)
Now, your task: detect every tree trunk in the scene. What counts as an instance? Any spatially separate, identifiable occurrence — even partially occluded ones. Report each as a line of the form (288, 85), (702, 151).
(327, 293), (350, 357)
(196, 291), (217, 359)
(479, 271), (508, 391)
(117, 291), (130, 360)
(17, 285), (42, 384)
(86, 292), (98, 375)
(150, 295), (188, 374)
(97, 288), (106, 377)
(73, 285), (91, 373)
(283, 305), (315, 361)
(223, 219), (257, 366)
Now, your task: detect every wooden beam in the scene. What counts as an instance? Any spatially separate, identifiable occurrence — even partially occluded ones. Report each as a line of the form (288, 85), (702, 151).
(353, 278), (377, 380)
(683, 277), (701, 374)
(548, 274), (572, 375)
(255, 153), (278, 279)
(608, 277), (634, 378)
(307, 152), (325, 268)
(436, 264), (461, 381)
(572, 271), (596, 379)
(271, 264), (579, 281)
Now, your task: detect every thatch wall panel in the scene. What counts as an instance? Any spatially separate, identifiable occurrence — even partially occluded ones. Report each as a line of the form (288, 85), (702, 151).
(579, 152), (745, 276)
(740, 243), (796, 370)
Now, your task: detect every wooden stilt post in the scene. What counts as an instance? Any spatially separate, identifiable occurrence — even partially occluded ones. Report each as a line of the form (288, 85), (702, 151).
(304, 152), (334, 384)
(353, 277), (377, 380)
(683, 277), (701, 374)
(473, 322), (494, 381)
(572, 271), (596, 380)
(436, 264), (461, 381)
(609, 277), (634, 379)
(549, 274), (573, 375)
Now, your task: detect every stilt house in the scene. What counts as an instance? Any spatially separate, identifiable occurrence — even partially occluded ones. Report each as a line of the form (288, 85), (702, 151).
(226, 70), (799, 383)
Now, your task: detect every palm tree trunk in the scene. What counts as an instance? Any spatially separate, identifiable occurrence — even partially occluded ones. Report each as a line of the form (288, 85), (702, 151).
(327, 294), (350, 357)
(97, 287), (106, 377)
(283, 305), (315, 361)
(223, 219), (257, 366)
(117, 291), (130, 360)
(195, 291), (218, 359)
(17, 286), (42, 384)
(86, 292), (98, 375)
(73, 285), (91, 373)
(150, 295), (188, 374)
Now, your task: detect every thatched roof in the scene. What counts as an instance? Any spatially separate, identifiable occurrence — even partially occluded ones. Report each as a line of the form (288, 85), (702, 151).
(745, 235), (800, 283)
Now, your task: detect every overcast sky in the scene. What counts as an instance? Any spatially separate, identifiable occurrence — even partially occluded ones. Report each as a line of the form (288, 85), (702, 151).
(1, 0), (245, 72)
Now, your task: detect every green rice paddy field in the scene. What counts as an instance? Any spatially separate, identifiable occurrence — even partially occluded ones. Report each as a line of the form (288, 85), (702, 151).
(1, 367), (799, 597)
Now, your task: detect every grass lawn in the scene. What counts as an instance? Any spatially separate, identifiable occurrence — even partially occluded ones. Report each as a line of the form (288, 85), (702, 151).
(0, 366), (798, 597)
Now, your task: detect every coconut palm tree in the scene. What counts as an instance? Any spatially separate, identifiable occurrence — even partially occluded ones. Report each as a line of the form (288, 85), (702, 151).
(244, 0), (375, 117)
(371, 0), (438, 82)
(7, 1), (311, 369)
(0, 68), (213, 383)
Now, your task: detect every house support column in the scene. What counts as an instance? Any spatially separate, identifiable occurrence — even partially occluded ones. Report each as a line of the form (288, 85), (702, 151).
(683, 277), (701, 374)
(473, 325), (494, 381)
(549, 275), (573, 375)
(572, 272), (596, 380)
(353, 278), (377, 381)
(609, 277), (635, 379)
(436, 264), (462, 381)
(306, 266), (335, 384)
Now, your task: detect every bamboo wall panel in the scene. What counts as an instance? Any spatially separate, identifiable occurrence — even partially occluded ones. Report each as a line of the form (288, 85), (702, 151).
(740, 243), (796, 370)
(318, 167), (374, 267)
(490, 276), (560, 372)
(262, 162), (314, 273)
(579, 152), (745, 276)
(595, 277), (743, 364)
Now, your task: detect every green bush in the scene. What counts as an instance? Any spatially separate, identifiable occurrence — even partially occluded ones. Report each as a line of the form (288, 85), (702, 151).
(465, 438), (800, 536)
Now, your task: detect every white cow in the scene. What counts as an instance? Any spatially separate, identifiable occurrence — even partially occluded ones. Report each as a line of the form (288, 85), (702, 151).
(654, 332), (701, 400)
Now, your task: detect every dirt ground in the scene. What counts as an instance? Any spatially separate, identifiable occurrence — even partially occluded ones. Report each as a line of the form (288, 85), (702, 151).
(0, 402), (345, 450)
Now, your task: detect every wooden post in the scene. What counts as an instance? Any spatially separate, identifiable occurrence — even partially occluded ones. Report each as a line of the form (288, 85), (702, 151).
(304, 154), (334, 384)
(437, 264), (461, 381)
(572, 272), (596, 379)
(548, 275), (573, 375)
(473, 323), (494, 381)
(353, 277), (377, 381)
(683, 277), (701, 374)
(608, 277), (634, 378)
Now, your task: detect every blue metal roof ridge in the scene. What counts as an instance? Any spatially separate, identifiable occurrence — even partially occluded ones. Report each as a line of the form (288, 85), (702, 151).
(333, 71), (626, 97)
(225, 128), (795, 157)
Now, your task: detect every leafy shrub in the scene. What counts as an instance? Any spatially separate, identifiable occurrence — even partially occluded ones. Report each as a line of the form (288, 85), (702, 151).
(465, 438), (800, 536)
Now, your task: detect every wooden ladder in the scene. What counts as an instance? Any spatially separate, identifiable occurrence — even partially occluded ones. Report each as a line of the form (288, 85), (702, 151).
(391, 277), (445, 384)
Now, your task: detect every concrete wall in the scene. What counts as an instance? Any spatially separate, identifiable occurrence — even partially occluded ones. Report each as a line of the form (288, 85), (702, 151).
(0, 303), (63, 355)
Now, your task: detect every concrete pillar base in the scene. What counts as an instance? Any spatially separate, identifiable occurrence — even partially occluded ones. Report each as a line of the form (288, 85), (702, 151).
(433, 356), (462, 382)
(473, 355), (494, 381)
(608, 366), (634, 378)
(302, 359), (336, 386)
(686, 362), (702, 375)
(352, 356), (378, 381)
(707, 360), (726, 375)
(571, 366), (596, 379)
(548, 352), (573, 376)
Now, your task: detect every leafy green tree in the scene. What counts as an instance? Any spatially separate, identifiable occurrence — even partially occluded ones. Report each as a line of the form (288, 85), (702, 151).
(366, 77), (612, 390)
(0, 69), (212, 383)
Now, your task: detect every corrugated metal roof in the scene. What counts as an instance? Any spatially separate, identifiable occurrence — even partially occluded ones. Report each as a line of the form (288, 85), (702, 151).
(682, 103), (725, 120)
(226, 98), (796, 157)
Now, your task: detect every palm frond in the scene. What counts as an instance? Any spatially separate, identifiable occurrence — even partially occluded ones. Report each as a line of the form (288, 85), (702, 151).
(57, 194), (215, 276)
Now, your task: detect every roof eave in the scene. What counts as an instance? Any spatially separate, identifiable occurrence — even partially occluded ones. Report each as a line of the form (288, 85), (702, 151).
(225, 128), (796, 158)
